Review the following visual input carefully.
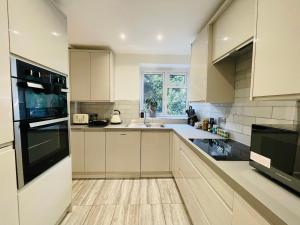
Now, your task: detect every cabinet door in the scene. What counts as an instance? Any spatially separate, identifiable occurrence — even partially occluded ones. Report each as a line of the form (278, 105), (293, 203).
(179, 148), (233, 225)
(141, 131), (170, 174)
(0, 0), (13, 145)
(8, 0), (68, 74)
(252, 0), (300, 98)
(70, 51), (91, 101)
(70, 129), (85, 173)
(90, 52), (110, 101)
(189, 26), (208, 102)
(232, 194), (269, 225)
(85, 130), (105, 174)
(106, 131), (140, 176)
(0, 147), (19, 225)
(212, 0), (255, 61)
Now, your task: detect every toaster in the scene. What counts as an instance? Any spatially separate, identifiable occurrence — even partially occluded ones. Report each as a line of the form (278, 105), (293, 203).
(72, 114), (89, 124)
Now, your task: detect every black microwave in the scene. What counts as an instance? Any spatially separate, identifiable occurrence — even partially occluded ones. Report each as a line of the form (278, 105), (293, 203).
(250, 124), (300, 194)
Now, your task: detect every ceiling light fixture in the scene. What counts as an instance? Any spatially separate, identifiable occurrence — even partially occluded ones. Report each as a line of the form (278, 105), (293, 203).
(156, 34), (163, 42)
(51, 31), (60, 37)
(120, 33), (126, 40)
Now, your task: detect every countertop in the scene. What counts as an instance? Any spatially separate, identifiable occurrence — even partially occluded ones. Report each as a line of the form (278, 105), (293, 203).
(70, 123), (300, 224)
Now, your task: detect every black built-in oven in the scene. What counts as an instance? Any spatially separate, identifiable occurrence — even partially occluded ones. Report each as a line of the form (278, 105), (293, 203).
(14, 118), (69, 187)
(250, 124), (300, 194)
(11, 57), (70, 188)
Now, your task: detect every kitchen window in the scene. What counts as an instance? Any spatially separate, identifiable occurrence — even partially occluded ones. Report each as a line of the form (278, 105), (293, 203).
(140, 69), (188, 117)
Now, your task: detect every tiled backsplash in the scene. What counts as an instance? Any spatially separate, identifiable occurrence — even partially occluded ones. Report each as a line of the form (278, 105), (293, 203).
(71, 100), (140, 123)
(191, 51), (299, 146)
(71, 100), (186, 124)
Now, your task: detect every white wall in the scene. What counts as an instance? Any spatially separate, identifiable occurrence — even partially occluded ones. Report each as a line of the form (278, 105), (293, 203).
(114, 53), (190, 100)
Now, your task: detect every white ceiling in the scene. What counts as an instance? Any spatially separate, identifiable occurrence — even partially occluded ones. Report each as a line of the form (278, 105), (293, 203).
(54, 0), (223, 55)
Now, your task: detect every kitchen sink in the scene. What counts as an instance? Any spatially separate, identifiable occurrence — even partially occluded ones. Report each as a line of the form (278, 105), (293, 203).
(126, 122), (164, 128)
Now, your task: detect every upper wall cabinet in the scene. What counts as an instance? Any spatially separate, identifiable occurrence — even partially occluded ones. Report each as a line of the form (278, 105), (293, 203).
(189, 25), (236, 103)
(0, 0), (13, 145)
(212, 0), (255, 62)
(8, 0), (68, 74)
(251, 0), (300, 99)
(69, 49), (114, 102)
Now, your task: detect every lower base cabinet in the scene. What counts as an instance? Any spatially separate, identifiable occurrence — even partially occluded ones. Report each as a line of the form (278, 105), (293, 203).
(106, 131), (141, 177)
(141, 131), (171, 176)
(0, 147), (19, 225)
(70, 129), (105, 177)
(18, 157), (72, 225)
(172, 133), (270, 225)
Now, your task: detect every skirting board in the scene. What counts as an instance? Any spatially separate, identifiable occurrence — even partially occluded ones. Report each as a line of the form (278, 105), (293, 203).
(73, 172), (105, 179)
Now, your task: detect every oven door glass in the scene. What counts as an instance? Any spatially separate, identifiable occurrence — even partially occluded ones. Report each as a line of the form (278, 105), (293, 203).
(18, 118), (69, 185)
(13, 78), (68, 120)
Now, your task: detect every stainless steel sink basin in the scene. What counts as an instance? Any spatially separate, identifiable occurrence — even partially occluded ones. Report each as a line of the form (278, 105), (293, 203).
(126, 122), (164, 128)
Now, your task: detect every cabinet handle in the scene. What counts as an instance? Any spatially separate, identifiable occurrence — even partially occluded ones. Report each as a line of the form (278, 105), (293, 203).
(120, 133), (127, 135)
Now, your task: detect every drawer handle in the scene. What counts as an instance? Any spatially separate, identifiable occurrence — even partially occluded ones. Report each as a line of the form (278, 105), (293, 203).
(120, 134), (127, 135)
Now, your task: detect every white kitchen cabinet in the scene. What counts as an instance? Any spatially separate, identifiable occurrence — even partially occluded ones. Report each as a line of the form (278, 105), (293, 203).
(18, 157), (72, 225)
(70, 51), (91, 101)
(141, 131), (170, 176)
(70, 129), (85, 173)
(232, 193), (270, 225)
(212, 0), (255, 62)
(70, 49), (114, 102)
(251, 0), (300, 99)
(175, 170), (210, 225)
(179, 148), (233, 225)
(0, 147), (19, 225)
(189, 26), (209, 102)
(189, 25), (236, 103)
(0, 0), (13, 146)
(8, 0), (68, 74)
(90, 52), (110, 101)
(181, 140), (234, 209)
(84, 130), (105, 175)
(106, 131), (141, 177)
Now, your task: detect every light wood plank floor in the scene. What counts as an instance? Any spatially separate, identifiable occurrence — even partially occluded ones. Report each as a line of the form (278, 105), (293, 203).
(60, 178), (192, 225)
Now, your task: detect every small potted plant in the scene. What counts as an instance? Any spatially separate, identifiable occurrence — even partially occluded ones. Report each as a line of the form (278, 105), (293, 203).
(145, 97), (158, 117)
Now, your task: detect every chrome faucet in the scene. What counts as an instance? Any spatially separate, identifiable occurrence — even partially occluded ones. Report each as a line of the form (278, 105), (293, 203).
(144, 110), (147, 124)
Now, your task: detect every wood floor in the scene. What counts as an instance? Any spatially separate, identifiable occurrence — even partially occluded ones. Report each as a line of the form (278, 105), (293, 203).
(60, 178), (192, 225)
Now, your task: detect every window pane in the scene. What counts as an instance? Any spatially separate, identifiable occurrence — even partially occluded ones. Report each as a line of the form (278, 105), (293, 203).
(167, 88), (187, 115)
(169, 74), (185, 86)
(143, 74), (163, 113)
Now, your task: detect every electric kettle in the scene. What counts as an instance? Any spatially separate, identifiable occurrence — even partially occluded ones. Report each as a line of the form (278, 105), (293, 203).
(110, 110), (122, 124)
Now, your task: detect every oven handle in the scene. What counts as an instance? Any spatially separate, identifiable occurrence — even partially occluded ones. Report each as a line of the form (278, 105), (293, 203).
(26, 82), (44, 89)
(29, 117), (69, 128)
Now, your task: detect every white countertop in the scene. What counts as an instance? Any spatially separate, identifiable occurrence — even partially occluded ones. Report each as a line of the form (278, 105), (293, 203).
(165, 124), (221, 139)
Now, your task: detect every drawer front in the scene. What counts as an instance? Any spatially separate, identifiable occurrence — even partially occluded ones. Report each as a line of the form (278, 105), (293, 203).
(181, 142), (234, 209)
(232, 193), (270, 225)
(179, 149), (232, 225)
(175, 170), (210, 225)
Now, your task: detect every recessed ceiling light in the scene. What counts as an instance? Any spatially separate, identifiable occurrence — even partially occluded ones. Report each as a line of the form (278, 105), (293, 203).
(120, 33), (126, 40)
(10, 29), (20, 35)
(156, 34), (163, 41)
(51, 31), (60, 37)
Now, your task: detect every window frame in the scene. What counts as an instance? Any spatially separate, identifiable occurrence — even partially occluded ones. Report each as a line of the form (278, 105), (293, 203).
(140, 68), (188, 117)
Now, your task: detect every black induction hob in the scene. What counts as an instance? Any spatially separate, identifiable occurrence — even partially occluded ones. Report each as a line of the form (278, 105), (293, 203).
(189, 139), (250, 161)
